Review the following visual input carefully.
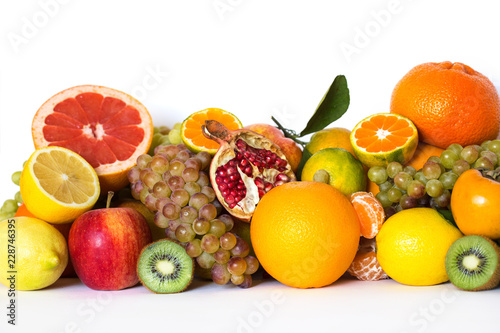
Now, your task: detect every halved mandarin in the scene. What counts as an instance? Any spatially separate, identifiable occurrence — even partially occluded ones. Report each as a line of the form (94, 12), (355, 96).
(350, 113), (418, 168)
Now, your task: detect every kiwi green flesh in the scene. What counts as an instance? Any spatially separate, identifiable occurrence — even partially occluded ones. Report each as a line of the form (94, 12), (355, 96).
(445, 235), (500, 291)
(138, 240), (194, 294)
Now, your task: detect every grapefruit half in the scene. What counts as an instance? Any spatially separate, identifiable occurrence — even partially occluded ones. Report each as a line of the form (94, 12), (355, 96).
(32, 85), (153, 193)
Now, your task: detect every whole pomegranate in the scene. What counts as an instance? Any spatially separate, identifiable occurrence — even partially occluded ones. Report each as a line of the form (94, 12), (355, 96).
(203, 120), (296, 222)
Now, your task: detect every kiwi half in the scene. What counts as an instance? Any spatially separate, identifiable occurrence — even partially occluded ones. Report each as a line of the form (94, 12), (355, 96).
(445, 235), (500, 291)
(137, 240), (194, 294)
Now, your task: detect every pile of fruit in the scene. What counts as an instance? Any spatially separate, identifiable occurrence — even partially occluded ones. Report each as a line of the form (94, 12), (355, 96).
(2, 61), (500, 294)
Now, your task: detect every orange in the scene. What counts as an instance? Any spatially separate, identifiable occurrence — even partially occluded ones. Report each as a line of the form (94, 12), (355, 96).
(305, 127), (355, 156)
(14, 203), (36, 218)
(347, 238), (388, 281)
(350, 113), (418, 168)
(391, 61), (500, 149)
(181, 108), (243, 154)
(32, 85), (153, 193)
(350, 192), (385, 239)
(406, 142), (445, 170)
(250, 181), (360, 289)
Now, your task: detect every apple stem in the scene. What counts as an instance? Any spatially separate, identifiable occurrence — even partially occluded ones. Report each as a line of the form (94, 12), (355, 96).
(271, 116), (308, 147)
(106, 191), (114, 209)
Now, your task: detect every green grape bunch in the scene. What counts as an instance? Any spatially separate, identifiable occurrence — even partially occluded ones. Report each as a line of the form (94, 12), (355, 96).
(368, 139), (500, 216)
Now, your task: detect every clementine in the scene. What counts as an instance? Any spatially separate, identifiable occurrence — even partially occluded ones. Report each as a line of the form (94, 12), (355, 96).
(250, 181), (360, 289)
(390, 61), (500, 149)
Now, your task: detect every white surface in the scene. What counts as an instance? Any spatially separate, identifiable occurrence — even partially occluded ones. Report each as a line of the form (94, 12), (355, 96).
(1, 1), (500, 332)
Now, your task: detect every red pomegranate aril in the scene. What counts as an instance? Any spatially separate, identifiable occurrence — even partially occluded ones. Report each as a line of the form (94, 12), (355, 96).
(264, 182), (273, 192)
(258, 189), (266, 198)
(254, 178), (264, 189)
(222, 189), (230, 197)
(244, 166), (252, 176)
(236, 184), (245, 190)
(226, 195), (235, 204)
(274, 180), (285, 187)
(276, 173), (289, 182)
(219, 183), (228, 191)
(217, 169), (227, 177)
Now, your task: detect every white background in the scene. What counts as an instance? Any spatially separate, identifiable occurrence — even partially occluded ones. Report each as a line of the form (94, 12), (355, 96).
(1, 0), (500, 332)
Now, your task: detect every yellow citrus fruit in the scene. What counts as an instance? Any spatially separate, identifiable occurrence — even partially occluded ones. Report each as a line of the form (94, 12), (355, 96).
(376, 208), (463, 286)
(301, 148), (367, 196)
(20, 146), (100, 224)
(350, 113), (418, 168)
(181, 108), (243, 154)
(305, 127), (355, 156)
(250, 181), (360, 289)
(0, 217), (68, 290)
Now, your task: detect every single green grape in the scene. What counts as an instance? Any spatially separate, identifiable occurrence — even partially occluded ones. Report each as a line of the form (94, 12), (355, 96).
(480, 151), (498, 167)
(481, 140), (491, 151)
(438, 172), (458, 190)
(173, 122), (182, 131)
(434, 189), (451, 208)
(461, 145), (479, 164)
(14, 191), (23, 204)
(11, 171), (22, 186)
(414, 171), (428, 185)
(379, 181), (393, 193)
(168, 129), (182, 145)
(487, 140), (500, 154)
(452, 159), (470, 176)
(387, 187), (403, 203)
(447, 143), (463, 156)
(368, 166), (388, 185)
(399, 194), (417, 210)
(427, 156), (441, 164)
(403, 166), (416, 177)
(394, 172), (413, 191)
(375, 191), (392, 208)
(407, 180), (426, 199)
(1, 199), (18, 214)
(425, 179), (444, 198)
(386, 162), (403, 179)
(440, 150), (459, 170)
(473, 156), (494, 170)
(422, 161), (442, 180)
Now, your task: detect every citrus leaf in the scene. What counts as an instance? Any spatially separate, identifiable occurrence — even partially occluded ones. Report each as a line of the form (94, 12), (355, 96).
(299, 75), (350, 137)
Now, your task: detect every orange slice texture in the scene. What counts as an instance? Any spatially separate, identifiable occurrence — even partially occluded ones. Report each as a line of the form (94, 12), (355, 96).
(350, 113), (418, 168)
(350, 191), (385, 239)
(181, 108), (243, 154)
(347, 237), (388, 281)
(32, 85), (153, 193)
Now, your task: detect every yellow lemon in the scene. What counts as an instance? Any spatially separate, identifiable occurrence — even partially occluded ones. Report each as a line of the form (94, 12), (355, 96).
(20, 146), (100, 224)
(301, 148), (366, 197)
(376, 208), (463, 286)
(0, 217), (68, 290)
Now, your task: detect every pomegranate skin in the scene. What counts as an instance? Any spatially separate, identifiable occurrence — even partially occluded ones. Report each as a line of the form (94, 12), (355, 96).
(202, 120), (296, 222)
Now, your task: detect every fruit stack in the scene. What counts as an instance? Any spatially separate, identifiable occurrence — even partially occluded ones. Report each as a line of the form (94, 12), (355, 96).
(2, 60), (500, 294)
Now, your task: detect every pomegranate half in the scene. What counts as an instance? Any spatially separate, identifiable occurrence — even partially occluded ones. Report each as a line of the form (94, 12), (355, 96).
(202, 120), (296, 222)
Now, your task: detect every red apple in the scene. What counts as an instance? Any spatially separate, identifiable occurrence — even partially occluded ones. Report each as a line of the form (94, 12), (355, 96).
(68, 207), (152, 290)
(245, 123), (303, 173)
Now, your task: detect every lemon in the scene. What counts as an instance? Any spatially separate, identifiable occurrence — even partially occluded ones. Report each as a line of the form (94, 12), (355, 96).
(20, 146), (100, 224)
(0, 217), (68, 290)
(376, 208), (463, 286)
(301, 148), (367, 197)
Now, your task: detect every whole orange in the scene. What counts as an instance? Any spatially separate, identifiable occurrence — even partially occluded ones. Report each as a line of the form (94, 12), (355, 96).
(390, 61), (500, 149)
(250, 181), (360, 288)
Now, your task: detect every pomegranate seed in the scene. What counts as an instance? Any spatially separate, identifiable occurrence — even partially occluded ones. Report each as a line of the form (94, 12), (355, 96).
(219, 183), (228, 191)
(274, 180), (285, 187)
(230, 189), (238, 197)
(238, 189), (246, 196)
(228, 182), (236, 189)
(237, 184), (245, 190)
(243, 151), (251, 158)
(276, 173), (290, 182)
(229, 160), (236, 167)
(236, 152), (243, 160)
(222, 189), (230, 197)
(264, 182), (273, 192)
(248, 156), (255, 163)
(229, 203), (237, 209)
(244, 166), (252, 175)
(217, 169), (227, 177)
(229, 174), (239, 182)
(227, 166), (237, 176)
(216, 176), (223, 184)
(240, 159), (249, 167)
(278, 159), (288, 168)
(223, 177), (231, 184)
(226, 195), (235, 204)
(236, 140), (247, 149)
(254, 178), (264, 189)
(265, 156), (275, 165)
(258, 189), (266, 198)
(238, 178), (244, 184)
(235, 196), (243, 202)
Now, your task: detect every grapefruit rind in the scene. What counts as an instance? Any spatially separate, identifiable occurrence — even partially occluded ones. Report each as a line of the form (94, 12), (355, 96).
(350, 113), (418, 168)
(31, 85), (153, 193)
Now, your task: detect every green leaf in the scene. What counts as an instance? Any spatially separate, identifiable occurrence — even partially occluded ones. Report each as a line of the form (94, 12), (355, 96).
(437, 209), (457, 228)
(295, 148), (313, 181)
(299, 75), (350, 137)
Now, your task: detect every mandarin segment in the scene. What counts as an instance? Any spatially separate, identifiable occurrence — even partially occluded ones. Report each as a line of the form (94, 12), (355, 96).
(350, 191), (385, 239)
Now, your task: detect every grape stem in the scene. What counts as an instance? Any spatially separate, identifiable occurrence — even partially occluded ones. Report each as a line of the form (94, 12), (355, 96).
(271, 116), (308, 147)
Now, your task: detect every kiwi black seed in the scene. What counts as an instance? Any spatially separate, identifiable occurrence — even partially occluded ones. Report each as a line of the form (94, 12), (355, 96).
(137, 240), (194, 294)
(445, 235), (500, 291)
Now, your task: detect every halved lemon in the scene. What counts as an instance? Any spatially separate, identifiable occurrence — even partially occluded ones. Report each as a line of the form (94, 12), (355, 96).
(350, 113), (418, 168)
(20, 146), (100, 224)
(181, 108), (243, 154)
